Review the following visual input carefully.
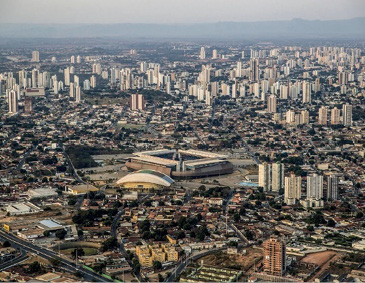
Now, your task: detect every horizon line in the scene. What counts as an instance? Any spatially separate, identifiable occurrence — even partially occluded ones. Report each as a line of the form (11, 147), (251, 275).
(0, 17), (364, 26)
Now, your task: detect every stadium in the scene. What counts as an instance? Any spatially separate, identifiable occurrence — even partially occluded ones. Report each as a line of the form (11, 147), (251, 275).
(115, 169), (174, 191)
(125, 149), (234, 179)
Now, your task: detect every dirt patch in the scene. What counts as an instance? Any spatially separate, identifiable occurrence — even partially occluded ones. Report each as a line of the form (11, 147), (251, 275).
(301, 251), (337, 266)
(196, 248), (262, 271)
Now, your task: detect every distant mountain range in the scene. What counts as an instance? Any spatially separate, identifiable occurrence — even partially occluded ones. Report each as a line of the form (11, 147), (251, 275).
(0, 18), (364, 39)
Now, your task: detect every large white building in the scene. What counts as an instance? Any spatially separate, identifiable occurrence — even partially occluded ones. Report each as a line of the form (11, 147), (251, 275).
(272, 163), (284, 192)
(327, 175), (339, 200)
(31, 51), (40, 62)
(318, 106), (327, 125)
(259, 163), (271, 192)
(284, 174), (301, 205)
(7, 90), (18, 114)
(342, 104), (352, 126)
(331, 107), (341, 125)
(307, 174), (323, 200)
(302, 81), (311, 104)
(267, 95), (277, 113)
(130, 93), (145, 110)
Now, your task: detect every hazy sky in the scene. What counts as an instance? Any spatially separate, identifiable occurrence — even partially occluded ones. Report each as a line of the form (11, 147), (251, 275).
(1, 0), (364, 24)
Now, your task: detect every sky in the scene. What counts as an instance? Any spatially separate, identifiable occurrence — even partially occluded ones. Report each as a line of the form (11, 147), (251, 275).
(1, 0), (364, 24)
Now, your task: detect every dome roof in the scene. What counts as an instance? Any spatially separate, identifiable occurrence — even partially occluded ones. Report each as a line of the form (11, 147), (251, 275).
(116, 170), (174, 187)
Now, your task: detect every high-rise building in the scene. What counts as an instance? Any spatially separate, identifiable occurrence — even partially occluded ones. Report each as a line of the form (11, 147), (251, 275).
(212, 49), (218, 59)
(307, 174), (323, 200)
(263, 236), (286, 276)
(69, 82), (75, 98)
(74, 75), (79, 87)
(90, 75), (96, 88)
(249, 58), (259, 81)
(286, 110), (295, 124)
(83, 80), (90, 90)
(236, 61), (242, 77)
(318, 106), (328, 125)
(31, 51), (40, 62)
(75, 86), (81, 102)
(199, 47), (206, 60)
(259, 163), (271, 192)
(301, 110), (309, 124)
(140, 61), (147, 72)
(24, 96), (33, 114)
(327, 175), (339, 200)
(7, 90), (18, 113)
(31, 68), (39, 88)
(130, 94), (145, 110)
(342, 104), (352, 126)
(76, 55), (81, 64)
(284, 174), (301, 205)
(70, 55), (75, 64)
(267, 95), (277, 113)
(64, 67), (70, 86)
(302, 81), (311, 103)
(272, 163), (284, 193)
(314, 78), (320, 92)
(331, 107), (341, 125)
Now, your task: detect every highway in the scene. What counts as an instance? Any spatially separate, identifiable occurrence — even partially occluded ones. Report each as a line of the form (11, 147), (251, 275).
(0, 230), (112, 282)
(0, 248), (27, 272)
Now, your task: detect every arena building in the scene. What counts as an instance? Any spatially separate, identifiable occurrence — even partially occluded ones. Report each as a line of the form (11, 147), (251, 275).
(115, 169), (174, 191)
(125, 149), (233, 178)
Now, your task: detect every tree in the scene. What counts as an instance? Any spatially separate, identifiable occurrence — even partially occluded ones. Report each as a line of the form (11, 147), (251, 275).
(55, 229), (67, 239)
(28, 261), (42, 273)
(158, 274), (164, 282)
(43, 230), (51, 237)
(177, 231), (185, 239)
(101, 237), (118, 252)
(3, 241), (11, 248)
(327, 219), (336, 227)
(355, 212), (364, 219)
(245, 230), (255, 240)
(71, 248), (85, 259)
(233, 213), (240, 222)
(49, 257), (61, 266)
(307, 225), (314, 232)
(153, 260), (162, 271)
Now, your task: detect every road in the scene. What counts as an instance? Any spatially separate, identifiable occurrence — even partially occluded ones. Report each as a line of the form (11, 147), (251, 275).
(0, 248), (27, 272)
(59, 142), (86, 184)
(0, 230), (112, 282)
(111, 210), (125, 238)
(164, 247), (226, 282)
(16, 144), (37, 172)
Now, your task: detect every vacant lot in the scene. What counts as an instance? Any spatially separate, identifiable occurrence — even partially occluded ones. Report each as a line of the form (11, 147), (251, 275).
(301, 250), (337, 266)
(197, 248), (262, 271)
